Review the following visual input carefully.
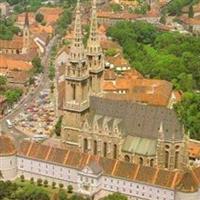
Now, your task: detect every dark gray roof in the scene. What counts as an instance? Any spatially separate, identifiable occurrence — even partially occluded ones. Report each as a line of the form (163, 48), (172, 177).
(88, 96), (184, 141)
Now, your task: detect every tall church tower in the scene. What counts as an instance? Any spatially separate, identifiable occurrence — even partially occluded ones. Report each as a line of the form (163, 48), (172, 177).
(87, 0), (104, 95)
(22, 12), (30, 54)
(63, 0), (90, 130)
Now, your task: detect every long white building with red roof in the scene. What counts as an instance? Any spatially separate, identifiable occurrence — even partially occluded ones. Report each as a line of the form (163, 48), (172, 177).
(0, 135), (200, 200)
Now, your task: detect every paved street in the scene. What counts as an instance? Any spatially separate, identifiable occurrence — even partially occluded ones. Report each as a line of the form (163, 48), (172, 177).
(0, 35), (59, 144)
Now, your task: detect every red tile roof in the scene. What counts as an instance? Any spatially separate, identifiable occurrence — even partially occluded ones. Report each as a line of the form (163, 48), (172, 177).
(0, 135), (16, 156)
(18, 140), (200, 191)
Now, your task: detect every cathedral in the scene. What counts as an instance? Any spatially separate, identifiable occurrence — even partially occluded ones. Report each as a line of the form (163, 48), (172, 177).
(59, 0), (188, 171)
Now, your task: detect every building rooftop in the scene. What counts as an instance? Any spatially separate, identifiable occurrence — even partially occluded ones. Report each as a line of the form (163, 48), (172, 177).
(18, 140), (200, 192)
(88, 96), (184, 141)
(0, 135), (16, 156)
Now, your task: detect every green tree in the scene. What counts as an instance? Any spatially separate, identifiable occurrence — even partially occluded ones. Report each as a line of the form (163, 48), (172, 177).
(35, 12), (44, 23)
(32, 56), (43, 74)
(174, 92), (200, 140)
(110, 3), (122, 12)
(189, 5), (194, 18)
(0, 76), (7, 87)
(52, 182), (56, 189)
(59, 183), (64, 189)
(103, 192), (128, 200)
(55, 116), (63, 137)
(5, 89), (22, 106)
(58, 189), (68, 200)
(43, 180), (48, 187)
(67, 185), (73, 193)
(49, 66), (55, 81)
(37, 178), (43, 186)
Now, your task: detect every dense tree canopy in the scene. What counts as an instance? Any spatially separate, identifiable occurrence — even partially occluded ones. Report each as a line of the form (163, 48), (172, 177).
(0, 18), (20, 40)
(102, 192), (128, 200)
(107, 21), (200, 90)
(5, 88), (22, 106)
(108, 21), (200, 139)
(174, 92), (200, 139)
(164, 0), (199, 16)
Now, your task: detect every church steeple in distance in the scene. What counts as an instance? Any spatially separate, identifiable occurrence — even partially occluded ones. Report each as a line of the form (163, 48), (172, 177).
(24, 11), (29, 28)
(22, 11), (30, 54)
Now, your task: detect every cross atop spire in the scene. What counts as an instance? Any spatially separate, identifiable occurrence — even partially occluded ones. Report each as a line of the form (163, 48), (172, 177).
(69, 0), (85, 61)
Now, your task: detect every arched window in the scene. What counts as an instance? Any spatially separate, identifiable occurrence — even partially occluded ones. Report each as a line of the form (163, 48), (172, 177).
(124, 155), (130, 162)
(175, 151), (179, 169)
(165, 151), (169, 168)
(83, 138), (88, 153)
(103, 142), (107, 157)
(93, 140), (97, 155)
(150, 159), (154, 167)
(113, 144), (117, 159)
(139, 157), (143, 165)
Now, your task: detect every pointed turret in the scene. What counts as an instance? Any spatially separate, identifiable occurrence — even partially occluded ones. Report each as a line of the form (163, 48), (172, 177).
(87, 0), (100, 49)
(87, 0), (104, 95)
(156, 121), (165, 168)
(69, 0), (86, 62)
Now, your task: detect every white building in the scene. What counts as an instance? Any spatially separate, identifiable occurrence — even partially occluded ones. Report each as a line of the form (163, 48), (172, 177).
(1, 136), (200, 200)
(0, 135), (17, 180)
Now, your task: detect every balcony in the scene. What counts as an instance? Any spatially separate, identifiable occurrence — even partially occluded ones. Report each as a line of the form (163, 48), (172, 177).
(64, 100), (89, 112)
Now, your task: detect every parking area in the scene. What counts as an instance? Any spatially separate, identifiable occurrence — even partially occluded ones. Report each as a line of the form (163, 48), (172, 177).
(14, 88), (56, 136)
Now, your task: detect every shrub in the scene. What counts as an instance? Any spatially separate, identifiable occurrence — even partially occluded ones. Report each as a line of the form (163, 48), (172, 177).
(67, 185), (73, 193)
(44, 180), (48, 187)
(59, 183), (64, 189)
(37, 178), (43, 186)
(30, 177), (34, 184)
(20, 175), (25, 182)
(52, 181), (56, 189)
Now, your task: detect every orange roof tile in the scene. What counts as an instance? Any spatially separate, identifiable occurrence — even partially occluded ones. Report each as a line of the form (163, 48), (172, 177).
(0, 135), (16, 156)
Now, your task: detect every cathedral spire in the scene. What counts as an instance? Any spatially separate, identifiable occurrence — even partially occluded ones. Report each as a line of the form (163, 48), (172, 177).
(87, 0), (100, 52)
(89, 0), (98, 44)
(69, 0), (85, 61)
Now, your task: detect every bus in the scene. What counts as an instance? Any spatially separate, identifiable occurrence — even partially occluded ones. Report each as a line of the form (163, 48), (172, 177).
(6, 119), (13, 128)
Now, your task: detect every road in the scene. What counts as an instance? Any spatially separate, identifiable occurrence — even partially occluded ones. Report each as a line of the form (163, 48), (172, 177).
(0, 35), (58, 144)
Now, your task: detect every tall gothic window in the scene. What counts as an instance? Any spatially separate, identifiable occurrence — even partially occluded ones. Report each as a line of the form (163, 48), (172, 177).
(139, 157), (143, 165)
(83, 138), (88, 153)
(103, 142), (107, 157)
(93, 140), (97, 155)
(113, 144), (117, 159)
(165, 151), (169, 168)
(175, 151), (179, 169)
(150, 159), (154, 167)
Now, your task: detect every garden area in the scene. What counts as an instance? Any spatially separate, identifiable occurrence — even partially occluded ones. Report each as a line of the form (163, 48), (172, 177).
(0, 175), (83, 200)
(0, 175), (128, 200)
